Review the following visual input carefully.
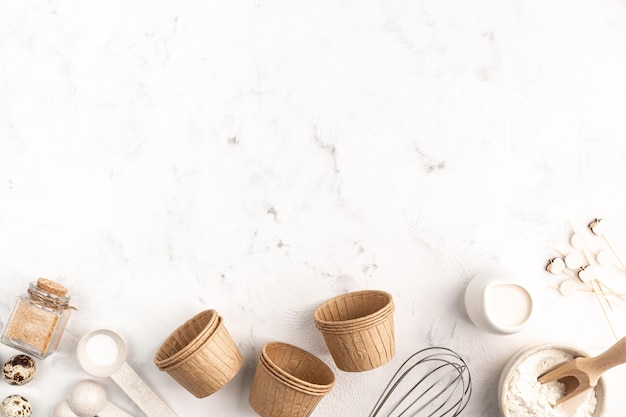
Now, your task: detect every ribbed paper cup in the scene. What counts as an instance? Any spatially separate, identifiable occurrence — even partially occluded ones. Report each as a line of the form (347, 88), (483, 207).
(258, 355), (332, 395)
(260, 342), (335, 393)
(314, 290), (393, 328)
(314, 301), (394, 332)
(249, 342), (335, 417)
(154, 312), (220, 370)
(314, 290), (396, 372)
(154, 310), (243, 398)
(154, 309), (220, 368)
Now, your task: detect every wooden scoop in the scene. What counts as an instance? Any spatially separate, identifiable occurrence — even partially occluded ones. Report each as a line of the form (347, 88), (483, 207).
(538, 337), (626, 405)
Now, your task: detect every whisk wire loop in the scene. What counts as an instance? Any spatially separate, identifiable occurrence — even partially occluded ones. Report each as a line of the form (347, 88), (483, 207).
(368, 347), (472, 417)
(402, 363), (467, 417)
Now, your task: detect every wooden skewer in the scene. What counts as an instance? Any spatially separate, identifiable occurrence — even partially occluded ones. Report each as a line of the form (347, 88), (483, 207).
(595, 280), (626, 302)
(597, 280), (617, 312)
(580, 264), (624, 316)
(590, 279), (619, 341)
(569, 287), (626, 299)
(553, 280), (626, 304)
(595, 281), (626, 314)
(546, 222), (625, 342)
(575, 252), (619, 339)
(589, 218), (626, 272)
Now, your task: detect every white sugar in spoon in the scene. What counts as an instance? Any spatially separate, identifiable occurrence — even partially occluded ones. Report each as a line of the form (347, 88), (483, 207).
(53, 380), (132, 417)
(77, 329), (178, 417)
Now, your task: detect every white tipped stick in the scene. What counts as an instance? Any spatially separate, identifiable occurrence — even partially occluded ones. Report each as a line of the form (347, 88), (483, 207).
(590, 279), (619, 341)
(589, 219), (626, 272)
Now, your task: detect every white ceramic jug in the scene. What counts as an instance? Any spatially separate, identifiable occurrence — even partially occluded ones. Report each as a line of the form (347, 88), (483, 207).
(464, 267), (534, 334)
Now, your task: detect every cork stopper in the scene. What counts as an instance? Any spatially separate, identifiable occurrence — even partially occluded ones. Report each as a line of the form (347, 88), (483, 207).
(36, 278), (68, 297)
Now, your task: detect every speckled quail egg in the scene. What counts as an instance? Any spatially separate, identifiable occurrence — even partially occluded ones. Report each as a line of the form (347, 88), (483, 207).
(0, 395), (32, 417)
(2, 355), (36, 386)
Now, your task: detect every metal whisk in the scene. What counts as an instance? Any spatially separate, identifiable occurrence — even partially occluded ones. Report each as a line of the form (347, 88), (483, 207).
(368, 347), (472, 417)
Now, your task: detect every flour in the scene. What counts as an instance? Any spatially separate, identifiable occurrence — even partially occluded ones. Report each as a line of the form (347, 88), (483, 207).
(504, 349), (598, 417)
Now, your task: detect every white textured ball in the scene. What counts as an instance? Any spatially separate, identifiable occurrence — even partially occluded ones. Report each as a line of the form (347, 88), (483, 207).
(67, 380), (107, 417)
(0, 395), (32, 417)
(53, 401), (78, 417)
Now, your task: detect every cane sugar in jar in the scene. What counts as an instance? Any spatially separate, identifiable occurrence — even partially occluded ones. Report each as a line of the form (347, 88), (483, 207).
(1, 278), (75, 359)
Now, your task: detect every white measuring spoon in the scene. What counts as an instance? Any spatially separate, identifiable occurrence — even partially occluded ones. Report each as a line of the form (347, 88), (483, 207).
(77, 329), (178, 417)
(53, 380), (133, 417)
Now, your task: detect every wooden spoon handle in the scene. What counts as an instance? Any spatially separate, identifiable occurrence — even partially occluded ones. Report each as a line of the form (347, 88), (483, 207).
(587, 337), (626, 382)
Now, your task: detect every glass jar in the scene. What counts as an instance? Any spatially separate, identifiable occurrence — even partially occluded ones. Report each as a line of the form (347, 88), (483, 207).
(1, 278), (75, 359)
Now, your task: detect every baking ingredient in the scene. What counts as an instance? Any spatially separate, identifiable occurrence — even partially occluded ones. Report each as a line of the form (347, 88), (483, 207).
(2, 355), (36, 386)
(484, 284), (532, 328)
(0, 395), (32, 417)
(85, 333), (119, 366)
(77, 329), (179, 417)
(0, 278), (75, 359)
(504, 348), (597, 417)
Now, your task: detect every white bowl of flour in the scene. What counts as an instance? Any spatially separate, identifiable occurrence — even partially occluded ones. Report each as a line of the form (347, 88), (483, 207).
(498, 344), (606, 417)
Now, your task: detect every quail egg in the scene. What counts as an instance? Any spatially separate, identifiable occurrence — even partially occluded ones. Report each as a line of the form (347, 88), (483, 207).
(0, 395), (32, 417)
(2, 355), (36, 386)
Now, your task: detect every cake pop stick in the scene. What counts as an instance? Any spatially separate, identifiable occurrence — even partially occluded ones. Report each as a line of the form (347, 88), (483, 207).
(595, 249), (616, 267)
(590, 279), (619, 341)
(554, 247), (588, 270)
(557, 279), (583, 297)
(589, 218), (626, 272)
(570, 230), (588, 250)
(577, 265), (596, 284)
(555, 280), (626, 303)
(546, 257), (586, 284)
(546, 257), (566, 274)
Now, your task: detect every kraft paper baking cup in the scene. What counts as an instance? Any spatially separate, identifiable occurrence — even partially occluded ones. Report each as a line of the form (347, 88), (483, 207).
(314, 302), (394, 332)
(154, 309), (220, 368)
(249, 342), (335, 417)
(314, 290), (393, 328)
(154, 310), (243, 398)
(258, 355), (332, 395)
(260, 342), (335, 393)
(314, 290), (395, 372)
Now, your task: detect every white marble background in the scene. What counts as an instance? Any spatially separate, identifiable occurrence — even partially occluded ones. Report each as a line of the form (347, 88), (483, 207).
(2, 0), (626, 416)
